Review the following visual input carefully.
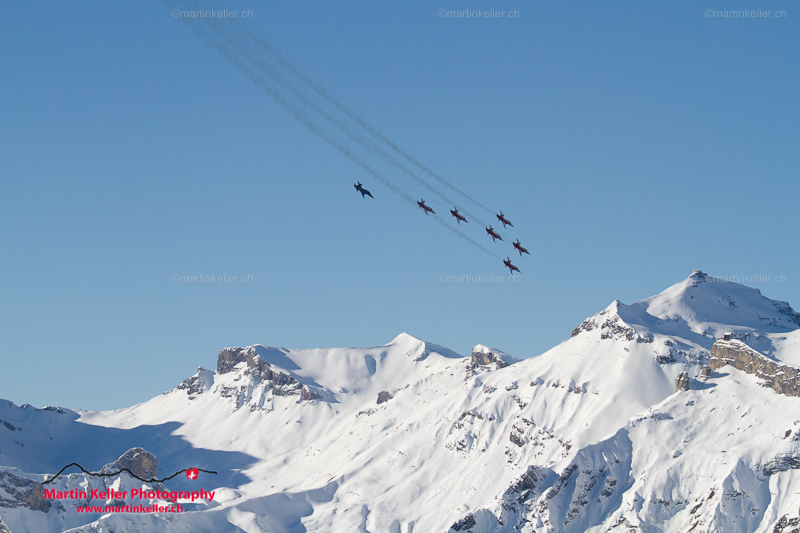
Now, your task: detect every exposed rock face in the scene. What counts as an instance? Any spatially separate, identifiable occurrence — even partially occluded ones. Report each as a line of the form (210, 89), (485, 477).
(471, 349), (509, 369)
(218, 348), (296, 386)
(0, 469), (51, 513)
(773, 301), (800, 328)
(101, 447), (158, 480)
(655, 339), (703, 366)
(1, 420), (19, 432)
(600, 316), (653, 343)
(176, 367), (208, 396)
(691, 269), (707, 281)
(503, 465), (551, 506)
(450, 513), (476, 531)
(217, 347), (271, 375)
(0, 514), (11, 533)
(23, 483), (50, 512)
(509, 431), (525, 447)
(675, 372), (690, 391)
(377, 391), (394, 405)
(210, 347), (321, 404)
(571, 309), (652, 343)
(710, 340), (800, 397)
(571, 318), (597, 337)
(763, 454), (800, 476)
(301, 387), (322, 401)
(773, 515), (800, 533)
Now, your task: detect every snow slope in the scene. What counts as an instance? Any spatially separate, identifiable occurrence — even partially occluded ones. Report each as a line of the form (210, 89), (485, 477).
(2, 271), (800, 532)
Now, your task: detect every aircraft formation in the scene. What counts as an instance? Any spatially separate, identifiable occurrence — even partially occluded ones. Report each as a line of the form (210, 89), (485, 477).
(169, 8), (524, 274)
(355, 183), (528, 275)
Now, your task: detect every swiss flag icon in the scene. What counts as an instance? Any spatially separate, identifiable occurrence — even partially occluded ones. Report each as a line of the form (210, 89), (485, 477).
(186, 468), (199, 480)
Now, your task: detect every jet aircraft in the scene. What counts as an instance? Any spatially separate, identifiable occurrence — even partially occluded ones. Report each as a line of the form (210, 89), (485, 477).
(513, 239), (530, 256)
(354, 182), (373, 198)
(496, 212), (514, 228)
(485, 226), (503, 242)
(503, 257), (521, 275)
(417, 199), (436, 215)
(450, 208), (468, 224)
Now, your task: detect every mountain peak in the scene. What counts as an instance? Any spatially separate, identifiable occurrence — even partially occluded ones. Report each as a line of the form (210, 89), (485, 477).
(569, 271), (800, 358)
(633, 270), (799, 336)
(689, 268), (708, 280)
(390, 332), (422, 344)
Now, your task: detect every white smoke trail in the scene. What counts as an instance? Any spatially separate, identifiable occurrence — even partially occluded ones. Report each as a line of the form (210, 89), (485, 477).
(191, 12), (491, 228)
(233, 21), (497, 217)
(171, 8), (501, 259)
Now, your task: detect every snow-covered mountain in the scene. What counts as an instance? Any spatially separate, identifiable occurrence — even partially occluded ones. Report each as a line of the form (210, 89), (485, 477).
(3, 270), (800, 532)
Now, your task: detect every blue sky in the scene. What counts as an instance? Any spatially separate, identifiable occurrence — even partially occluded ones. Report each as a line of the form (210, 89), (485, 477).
(1, 0), (797, 410)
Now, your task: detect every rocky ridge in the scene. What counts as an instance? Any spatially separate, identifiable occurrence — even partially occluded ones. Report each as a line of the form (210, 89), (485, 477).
(711, 339), (800, 397)
(177, 347), (323, 409)
(99, 447), (158, 480)
(2, 272), (800, 533)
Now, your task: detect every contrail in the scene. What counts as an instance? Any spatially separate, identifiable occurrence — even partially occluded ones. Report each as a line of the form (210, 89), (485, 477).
(172, 9), (500, 259)
(192, 12), (491, 228)
(233, 20), (496, 216)
(177, 0), (493, 221)
(430, 216), (500, 258)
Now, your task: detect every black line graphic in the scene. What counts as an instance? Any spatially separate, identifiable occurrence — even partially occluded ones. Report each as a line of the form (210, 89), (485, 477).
(42, 463), (217, 485)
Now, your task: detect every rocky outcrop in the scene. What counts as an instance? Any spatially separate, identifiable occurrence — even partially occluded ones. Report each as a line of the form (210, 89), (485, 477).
(217, 347), (271, 375)
(1, 420), (19, 432)
(503, 465), (551, 505)
(600, 316), (653, 343)
(773, 514), (800, 533)
(571, 318), (597, 337)
(763, 453), (800, 476)
(23, 483), (50, 512)
(101, 447), (158, 480)
(301, 387), (322, 401)
(377, 391), (393, 405)
(0, 469), (51, 513)
(450, 513), (476, 531)
(471, 351), (508, 368)
(176, 368), (208, 396)
(209, 347), (321, 404)
(773, 301), (800, 328)
(710, 340), (800, 397)
(690, 269), (708, 282)
(218, 347), (297, 386)
(571, 310), (652, 343)
(655, 339), (704, 366)
(509, 431), (525, 447)
(471, 349), (509, 369)
(675, 372), (690, 391)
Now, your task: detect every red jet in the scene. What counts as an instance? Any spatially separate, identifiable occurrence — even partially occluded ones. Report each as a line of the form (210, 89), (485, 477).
(417, 199), (436, 215)
(450, 208), (468, 224)
(486, 226), (503, 242)
(496, 212), (514, 228)
(503, 257), (521, 275)
(513, 239), (530, 257)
